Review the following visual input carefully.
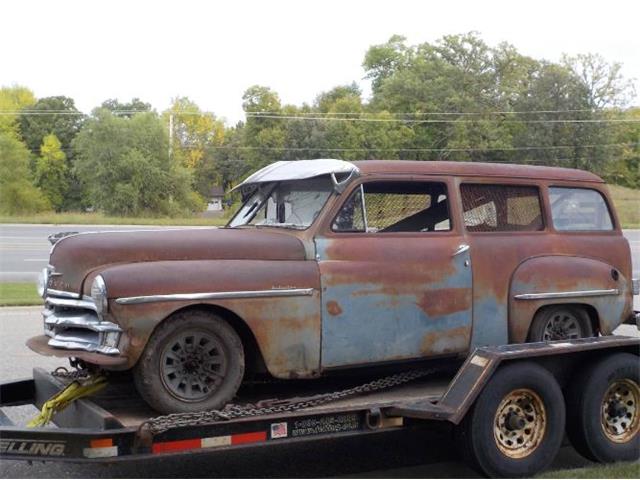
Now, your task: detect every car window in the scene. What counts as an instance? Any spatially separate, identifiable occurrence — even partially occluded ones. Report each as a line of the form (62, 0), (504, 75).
(460, 184), (544, 232)
(332, 181), (451, 233)
(229, 177), (333, 229)
(549, 187), (613, 231)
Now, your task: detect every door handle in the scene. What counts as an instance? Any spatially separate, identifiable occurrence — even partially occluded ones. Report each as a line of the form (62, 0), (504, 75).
(452, 244), (470, 257)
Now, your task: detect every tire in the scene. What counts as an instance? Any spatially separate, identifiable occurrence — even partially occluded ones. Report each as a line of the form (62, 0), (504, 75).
(528, 305), (594, 342)
(456, 362), (565, 478)
(133, 309), (245, 414)
(565, 353), (640, 463)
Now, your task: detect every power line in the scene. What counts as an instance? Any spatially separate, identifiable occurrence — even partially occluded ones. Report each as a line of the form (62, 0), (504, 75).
(243, 114), (640, 124)
(55, 141), (638, 154)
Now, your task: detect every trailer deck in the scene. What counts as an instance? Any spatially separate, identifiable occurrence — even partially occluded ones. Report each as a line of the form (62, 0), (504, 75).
(1, 335), (638, 477)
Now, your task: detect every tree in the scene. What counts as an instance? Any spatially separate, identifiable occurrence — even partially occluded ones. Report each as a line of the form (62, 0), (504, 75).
(18, 96), (84, 155)
(0, 85), (36, 138)
(73, 110), (204, 216)
(101, 98), (152, 117)
(165, 97), (225, 171)
(35, 134), (69, 211)
(0, 132), (50, 214)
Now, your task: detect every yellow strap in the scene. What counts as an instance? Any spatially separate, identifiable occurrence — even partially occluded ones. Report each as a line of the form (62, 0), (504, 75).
(28, 376), (107, 428)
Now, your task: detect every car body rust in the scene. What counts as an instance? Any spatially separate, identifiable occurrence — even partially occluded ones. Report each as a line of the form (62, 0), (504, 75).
(29, 160), (637, 383)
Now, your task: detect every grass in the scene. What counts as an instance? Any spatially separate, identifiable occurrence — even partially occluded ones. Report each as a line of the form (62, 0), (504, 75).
(538, 461), (639, 478)
(608, 184), (640, 229)
(0, 211), (228, 226)
(0, 282), (41, 307)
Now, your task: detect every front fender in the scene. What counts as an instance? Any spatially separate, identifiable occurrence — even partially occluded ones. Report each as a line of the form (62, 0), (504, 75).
(95, 259), (322, 378)
(509, 255), (633, 342)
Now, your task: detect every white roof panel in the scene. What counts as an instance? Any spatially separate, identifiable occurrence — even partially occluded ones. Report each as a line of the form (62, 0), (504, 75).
(236, 159), (359, 189)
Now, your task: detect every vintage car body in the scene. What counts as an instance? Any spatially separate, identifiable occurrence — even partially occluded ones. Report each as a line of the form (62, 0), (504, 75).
(29, 160), (637, 386)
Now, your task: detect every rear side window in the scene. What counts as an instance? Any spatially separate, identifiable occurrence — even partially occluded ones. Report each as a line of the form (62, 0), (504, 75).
(460, 184), (544, 232)
(549, 187), (613, 231)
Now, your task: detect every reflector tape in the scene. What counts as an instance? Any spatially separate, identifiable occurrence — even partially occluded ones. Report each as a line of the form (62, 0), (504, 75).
(152, 431), (267, 454)
(83, 438), (118, 458)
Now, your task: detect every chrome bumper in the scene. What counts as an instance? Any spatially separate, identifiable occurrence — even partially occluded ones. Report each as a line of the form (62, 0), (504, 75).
(43, 294), (122, 355)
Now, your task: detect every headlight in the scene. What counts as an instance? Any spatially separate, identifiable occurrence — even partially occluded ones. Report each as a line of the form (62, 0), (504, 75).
(37, 268), (49, 298)
(91, 275), (108, 316)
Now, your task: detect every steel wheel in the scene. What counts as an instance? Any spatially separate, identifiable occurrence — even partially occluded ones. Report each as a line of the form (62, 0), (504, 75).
(542, 309), (584, 340)
(494, 388), (547, 459)
(601, 379), (640, 444)
(159, 330), (228, 402)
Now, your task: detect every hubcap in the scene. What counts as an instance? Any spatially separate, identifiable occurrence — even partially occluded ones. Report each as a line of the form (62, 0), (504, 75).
(160, 331), (227, 402)
(494, 388), (547, 458)
(601, 379), (640, 443)
(542, 311), (582, 340)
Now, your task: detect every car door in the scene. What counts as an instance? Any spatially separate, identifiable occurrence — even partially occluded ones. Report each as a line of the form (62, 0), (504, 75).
(314, 178), (473, 369)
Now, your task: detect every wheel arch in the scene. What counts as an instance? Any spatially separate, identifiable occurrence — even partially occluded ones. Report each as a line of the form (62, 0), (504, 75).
(135, 303), (270, 379)
(527, 302), (601, 340)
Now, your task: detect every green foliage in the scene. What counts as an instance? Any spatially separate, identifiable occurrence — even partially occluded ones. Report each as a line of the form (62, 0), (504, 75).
(0, 85), (36, 137)
(73, 110), (204, 216)
(101, 98), (152, 117)
(35, 134), (69, 210)
(18, 96), (84, 155)
(0, 133), (50, 214)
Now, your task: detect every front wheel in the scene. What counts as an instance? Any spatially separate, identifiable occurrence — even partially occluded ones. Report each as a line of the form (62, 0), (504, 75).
(456, 362), (565, 478)
(133, 309), (245, 414)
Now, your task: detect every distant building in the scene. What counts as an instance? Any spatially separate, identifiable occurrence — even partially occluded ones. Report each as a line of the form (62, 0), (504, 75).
(207, 186), (225, 212)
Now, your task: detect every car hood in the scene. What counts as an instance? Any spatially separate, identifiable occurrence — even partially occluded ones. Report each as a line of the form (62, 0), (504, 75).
(47, 227), (307, 294)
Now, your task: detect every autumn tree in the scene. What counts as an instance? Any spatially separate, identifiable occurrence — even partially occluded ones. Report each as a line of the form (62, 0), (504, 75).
(35, 134), (69, 211)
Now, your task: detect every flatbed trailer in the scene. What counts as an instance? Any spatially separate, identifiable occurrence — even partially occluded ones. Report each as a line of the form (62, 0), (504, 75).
(1, 335), (639, 478)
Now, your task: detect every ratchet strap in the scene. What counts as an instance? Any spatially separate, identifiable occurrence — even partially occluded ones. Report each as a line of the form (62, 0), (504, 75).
(28, 375), (107, 427)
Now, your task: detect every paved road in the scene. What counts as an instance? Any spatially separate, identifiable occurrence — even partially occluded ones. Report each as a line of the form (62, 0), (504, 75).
(0, 307), (637, 478)
(0, 224), (210, 282)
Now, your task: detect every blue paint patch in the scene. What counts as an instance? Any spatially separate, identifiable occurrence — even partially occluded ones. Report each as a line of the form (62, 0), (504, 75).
(316, 238), (473, 368)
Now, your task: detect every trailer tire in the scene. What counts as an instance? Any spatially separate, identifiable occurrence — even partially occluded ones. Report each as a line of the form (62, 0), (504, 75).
(565, 352), (640, 463)
(456, 362), (565, 478)
(133, 309), (245, 414)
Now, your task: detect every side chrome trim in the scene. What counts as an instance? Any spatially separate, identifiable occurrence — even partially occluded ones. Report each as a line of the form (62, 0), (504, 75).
(47, 288), (81, 299)
(115, 288), (315, 305)
(514, 289), (620, 301)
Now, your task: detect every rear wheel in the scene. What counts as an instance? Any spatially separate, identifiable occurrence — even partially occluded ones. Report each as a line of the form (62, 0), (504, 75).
(528, 305), (594, 342)
(456, 362), (565, 478)
(565, 353), (640, 462)
(134, 309), (245, 414)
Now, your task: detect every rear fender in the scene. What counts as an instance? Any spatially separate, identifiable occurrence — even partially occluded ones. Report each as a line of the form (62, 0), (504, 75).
(509, 256), (633, 342)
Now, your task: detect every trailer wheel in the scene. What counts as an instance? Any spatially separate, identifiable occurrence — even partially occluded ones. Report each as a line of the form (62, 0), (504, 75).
(528, 305), (593, 342)
(456, 362), (565, 478)
(565, 352), (640, 463)
(133, 309), (245, 414)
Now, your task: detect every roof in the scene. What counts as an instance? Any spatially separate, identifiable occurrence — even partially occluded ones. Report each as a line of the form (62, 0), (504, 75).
(234, 159), (358, 190)
(209, 186), (225, 197)
(352, 160), (604, 183)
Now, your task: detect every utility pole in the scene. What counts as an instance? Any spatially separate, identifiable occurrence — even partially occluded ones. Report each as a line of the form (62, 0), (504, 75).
(168, 113), (174, 159)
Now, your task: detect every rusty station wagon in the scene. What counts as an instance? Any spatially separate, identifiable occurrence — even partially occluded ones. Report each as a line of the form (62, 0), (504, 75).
(29, 159), (638, 413)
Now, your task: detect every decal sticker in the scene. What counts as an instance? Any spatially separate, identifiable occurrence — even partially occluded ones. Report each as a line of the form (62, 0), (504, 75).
(0, 439), (66, 457)
(270, 422), (288, 439)
(290, 414), (360, 437)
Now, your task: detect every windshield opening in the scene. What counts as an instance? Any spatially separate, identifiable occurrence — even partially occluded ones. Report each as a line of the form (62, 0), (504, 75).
(228, 176), (334, 229)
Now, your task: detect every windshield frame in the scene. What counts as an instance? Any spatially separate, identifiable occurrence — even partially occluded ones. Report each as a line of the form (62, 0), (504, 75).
(226, 177), (336, 231)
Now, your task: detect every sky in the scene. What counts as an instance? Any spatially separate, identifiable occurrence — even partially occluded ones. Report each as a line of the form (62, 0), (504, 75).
(2, 0), (639, 124)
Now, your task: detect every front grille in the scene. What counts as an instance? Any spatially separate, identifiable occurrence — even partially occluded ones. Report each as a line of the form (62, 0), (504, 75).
(43, 294), (122, 355)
